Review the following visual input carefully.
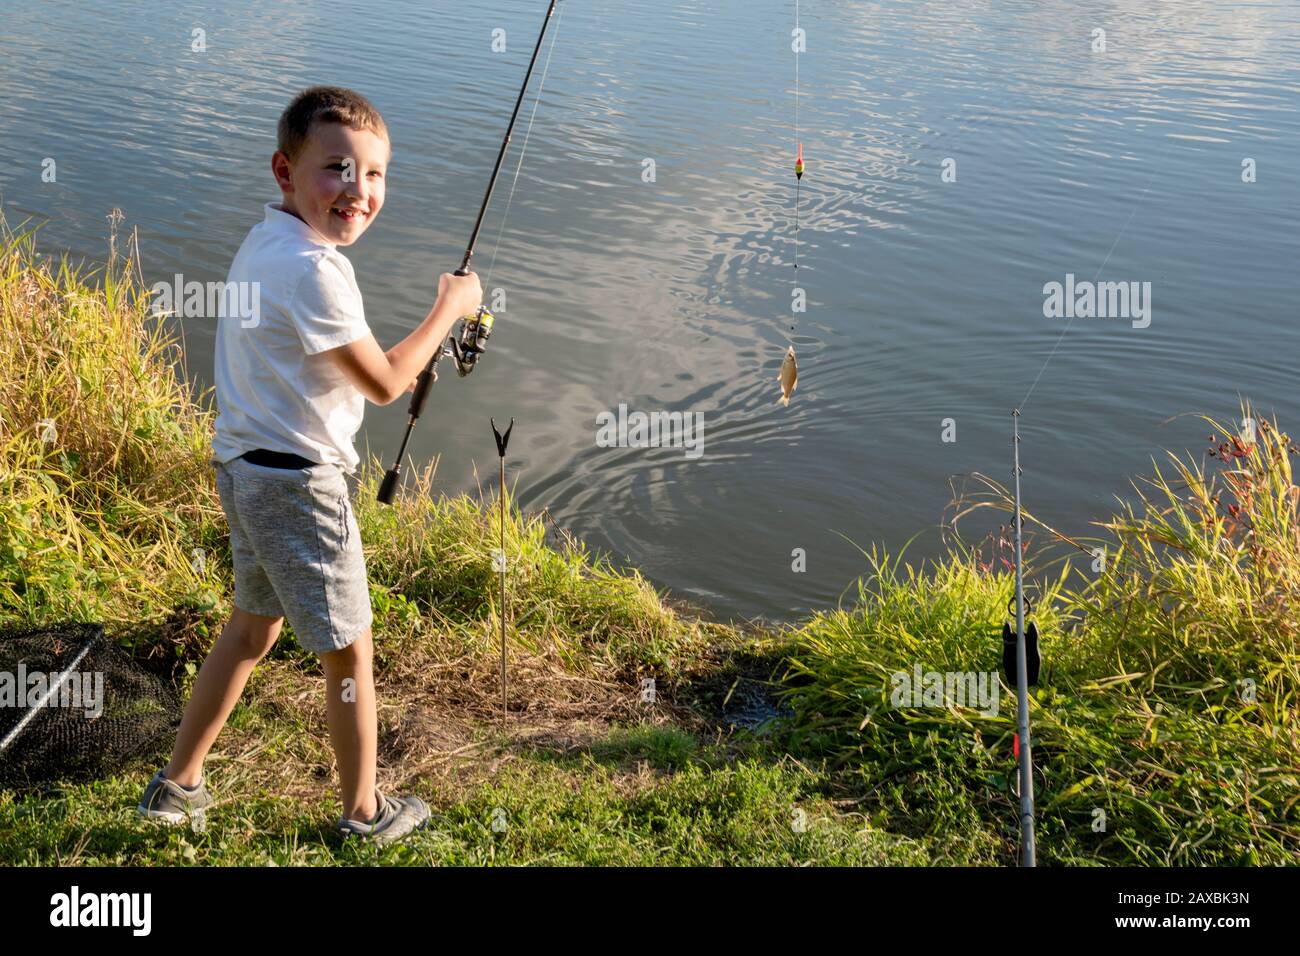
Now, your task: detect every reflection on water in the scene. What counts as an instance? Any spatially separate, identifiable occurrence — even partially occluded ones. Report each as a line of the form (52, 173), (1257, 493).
(2, 0), (1298, 622)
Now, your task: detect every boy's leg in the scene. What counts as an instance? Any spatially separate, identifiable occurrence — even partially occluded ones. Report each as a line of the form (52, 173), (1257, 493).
(320, 627), (378, 822)
(163, 606), (284, 788)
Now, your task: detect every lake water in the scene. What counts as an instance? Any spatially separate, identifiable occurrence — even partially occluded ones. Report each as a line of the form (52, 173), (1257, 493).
(3, 0), (1298, 624)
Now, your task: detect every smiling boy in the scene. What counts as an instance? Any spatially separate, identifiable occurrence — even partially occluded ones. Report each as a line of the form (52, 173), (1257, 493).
(137, 86), (481, 844)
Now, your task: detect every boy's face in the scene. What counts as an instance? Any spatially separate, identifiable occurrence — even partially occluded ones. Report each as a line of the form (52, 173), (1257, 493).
(272, 121), (389, 246)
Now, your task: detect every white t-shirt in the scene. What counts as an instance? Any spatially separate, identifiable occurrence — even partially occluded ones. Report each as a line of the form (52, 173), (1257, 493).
(211, 202), (372, 474)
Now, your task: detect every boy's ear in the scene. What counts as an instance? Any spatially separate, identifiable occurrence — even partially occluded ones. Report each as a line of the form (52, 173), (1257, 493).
(271, 151), (294, 193)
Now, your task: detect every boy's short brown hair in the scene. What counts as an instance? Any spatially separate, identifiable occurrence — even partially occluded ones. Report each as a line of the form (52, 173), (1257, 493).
(277, 86), (389, 160)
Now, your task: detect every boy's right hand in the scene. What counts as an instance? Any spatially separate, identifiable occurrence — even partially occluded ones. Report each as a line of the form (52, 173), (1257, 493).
(437, 271), (483, 319)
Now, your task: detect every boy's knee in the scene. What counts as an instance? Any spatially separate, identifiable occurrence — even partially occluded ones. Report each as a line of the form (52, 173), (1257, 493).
(321, 628), (372, 671)
(229, 608), (283, 657)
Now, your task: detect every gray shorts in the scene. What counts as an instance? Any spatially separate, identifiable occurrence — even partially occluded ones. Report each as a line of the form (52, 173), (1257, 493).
(212, 456), (373, 654)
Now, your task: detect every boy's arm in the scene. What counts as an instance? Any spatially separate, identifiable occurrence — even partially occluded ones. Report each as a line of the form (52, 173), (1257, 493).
(321, 272), (481, 406)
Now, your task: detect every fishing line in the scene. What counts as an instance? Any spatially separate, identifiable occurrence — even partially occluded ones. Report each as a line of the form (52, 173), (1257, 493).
(792, 0), (801, 285)
(1018, 160), (1160, 412)
(483, 0), (566, 294)
(775, 0), (804, 405)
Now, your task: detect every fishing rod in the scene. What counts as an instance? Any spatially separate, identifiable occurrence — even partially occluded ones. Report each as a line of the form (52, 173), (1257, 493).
(1011, 409), (1037, 866)
(378, 0), (561, 505)
(999, 164), (1159, 865)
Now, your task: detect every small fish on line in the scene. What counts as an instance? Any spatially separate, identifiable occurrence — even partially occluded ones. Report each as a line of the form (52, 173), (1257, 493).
(777, 345), (798, 406)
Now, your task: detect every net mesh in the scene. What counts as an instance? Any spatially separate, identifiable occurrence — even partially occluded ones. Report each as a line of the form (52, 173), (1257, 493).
(0, 621), (181, 787)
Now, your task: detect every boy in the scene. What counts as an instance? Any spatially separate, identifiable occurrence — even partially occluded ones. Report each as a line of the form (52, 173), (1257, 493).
(137, 86), (482, 845)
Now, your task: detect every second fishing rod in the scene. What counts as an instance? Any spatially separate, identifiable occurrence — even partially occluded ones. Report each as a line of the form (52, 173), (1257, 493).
(378, 0), (560, 505)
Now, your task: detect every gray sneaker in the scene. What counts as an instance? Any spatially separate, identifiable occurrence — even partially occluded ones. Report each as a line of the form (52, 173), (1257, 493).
(337, 789), (430, 846)
(137, 768), (214, 830)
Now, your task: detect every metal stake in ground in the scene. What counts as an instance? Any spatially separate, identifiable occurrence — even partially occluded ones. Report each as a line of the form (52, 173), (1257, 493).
(492, 417), (515, 727)
(1012, 409), (1037, 866)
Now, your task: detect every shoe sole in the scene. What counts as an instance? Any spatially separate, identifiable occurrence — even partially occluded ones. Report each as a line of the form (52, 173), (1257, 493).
(339, 815), (431, 846)
(137, 806), (208, 831)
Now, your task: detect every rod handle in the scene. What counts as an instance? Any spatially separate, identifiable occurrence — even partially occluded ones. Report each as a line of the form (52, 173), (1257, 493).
(407, 364), (437, 415)
(377, 466), (401, 505)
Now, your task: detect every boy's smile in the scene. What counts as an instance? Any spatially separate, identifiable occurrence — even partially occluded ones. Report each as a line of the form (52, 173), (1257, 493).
(272, 121), (389, 246)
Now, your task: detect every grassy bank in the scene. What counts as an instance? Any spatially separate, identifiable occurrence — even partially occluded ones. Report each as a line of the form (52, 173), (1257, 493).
(1, 217), (1296, 865)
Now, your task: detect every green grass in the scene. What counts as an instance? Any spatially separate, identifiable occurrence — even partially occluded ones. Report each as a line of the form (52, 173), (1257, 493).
(1, 212), (1296, 866)
(772, 406), (1300, 865)
(0, 723), (925, 866)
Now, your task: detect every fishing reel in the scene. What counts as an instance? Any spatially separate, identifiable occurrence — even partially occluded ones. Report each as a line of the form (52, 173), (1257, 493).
(448, 305), (496, 377)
